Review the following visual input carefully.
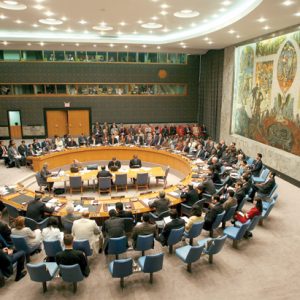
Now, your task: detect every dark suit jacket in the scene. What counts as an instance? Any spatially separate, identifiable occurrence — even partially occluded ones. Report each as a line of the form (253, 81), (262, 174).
(235, 188), (246, 206)
(56, 249), (90, 277)
(204, 203), (224, 229)
(117, 210), (133, 219)
(97, 170), (112, 178)
(129, 158), (142, 168)
(251, 160), (263, 177)
(26, 200), (54, 222)
(0, 249), (13, 278)
(160, 218), (185, 245)
(181, 189), (199, 206)
(149, 197), (170, 215)
(102, 217), (125, 238)
(199, 179), (216, 195)
(0, 221), (12, 244)
(257, 178), (276, 194)
(108, 160), (121, 171)
(132, 222), (157, 248)
(18, 145), (27, 157)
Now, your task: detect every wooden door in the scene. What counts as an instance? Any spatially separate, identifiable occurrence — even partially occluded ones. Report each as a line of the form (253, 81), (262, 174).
(10, 126), (22, 139)
(68, 110), (90, 137)
(46, 110), (68, 137)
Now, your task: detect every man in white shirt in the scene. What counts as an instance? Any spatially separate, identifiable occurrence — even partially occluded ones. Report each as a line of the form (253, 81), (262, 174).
(72, 211), (103, 253)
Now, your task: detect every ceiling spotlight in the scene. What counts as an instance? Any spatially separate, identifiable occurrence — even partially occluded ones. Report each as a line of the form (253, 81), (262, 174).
(33, 4), (44, 10)
(109, 43), (114, 47)
(44, 11), (54, 17)
(190, 22), (196, 27)
(39, 18), (63, 25)
(212, 14), (219, 18)
(182, 45), (187, 48)
(137, 20), (143, 24)
(79, 19), (87, 24)
(100, 31), (106, 35)
(149, 30), (153, 34)
(40, 42), (44, 46)
(61, 16), (67, 21)
(75, 43), (79, 46)
(177, 26), (183, 30)
(202, 19), (208, 23)
(32, 23), (39, 27)
(61, 43), (64, 46)
(66, 28), (73, 32)
(48, 26), (57, 31)
(124, 45), (128, 49)
(119, 21), (126, 26)
(117, 31), (123, 35)
(142, 44), (147, 48)
(151, 16), (158, 20)
(83, 30), (89, 34)
(203, 37), (209, 41)
(141, 22), (162, 29)
(93, 25), (113, 31)
(0, 14), (7, 19)
(257, 17), (266, 22)
(3, 41), (8, 45)
(0, 1), (27, 10)
(179, 42), (185, 45)
(236, 35), (240, 38)
(208, 41), (213, 44)
(228, 29), (235, 34)
(263, 25), (270, 30)
(294, 12), (300, 16)
(15, 19), (23, 24)
(93, 44), (97, 47)
(133, 31), (138, 34)
(222, 1), (232, 5)
(162, 28), (170, 32)
(219, 8), (227, 12)
(282, 0), (294, 6)
(27, 42), (31, 46)
(157, 46), (161, 49)
(160, 10), (168, 16)
(160, 4), (169, 9)
(174, 10), (199, 18)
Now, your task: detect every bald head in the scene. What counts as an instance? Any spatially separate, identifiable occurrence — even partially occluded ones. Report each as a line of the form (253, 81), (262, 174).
(82, 211), (90, 218)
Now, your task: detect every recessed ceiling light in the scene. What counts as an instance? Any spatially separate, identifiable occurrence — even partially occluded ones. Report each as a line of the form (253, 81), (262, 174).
(117, 31), (123, 35)
(174, 10), (199, 18)
(228, 29), (235, 34)
(190, 22), (196, 27)
(3, 41), (8, 45)
(142, 44), (147, 48)
(93, 25), (113, 31)
(151, 0), (159, 2)
(100, 31), (106, 35)
(177, 26), (183, 30)
(27, 42), (31, 46)
(0, 1), (27, 10)
(182, 45), (187, 48)
(208, 41), (213, 44)
(160, 4), (169, 9)
(236, 35), (240, 38)
(294, 12), (300, 16)
(48, 26), (57, 31)
(282, 0), (293, 6)
(203, 37), (209, 41)
(137, 20), (143, 24)
(212, 14), (219, 18)
(109, 43), (114, 47)
(33, 4), (43, 10)
(15, 19), (23, 24)
(93, 44), (97, 47)
(32, 23), (39, 27)
(119, 21), (126, 26)
(66, 28), (73, 32)
(179, 42), (185, 45)
(151, 16), (159, 21)
(222, 1), (232, 6)
(133, 30), (138, 34)
(0, 14), (7, 19)
(149, 30), (153, 34)
(40, 42), (44, 46)
(162, 28), (170, 32)
(202, 19), (208, 23)
(257, 17), (267, 22)
(39, 18), (63, 25)
(61, 16), (67, 21)
(75, 43), (79, 47)
(124, 45), (128, 49)
(160, 10), (168, 16)
(79, 19), (87, 24)
(263, 25), (270, 30)
(44, 11), (54, 17)
(219, 8), (227, 12)
(141, 22), (162, 29)
(35, 0), (45, 3)
(157, 46), (161, 49)
(84, 30), (89, 34)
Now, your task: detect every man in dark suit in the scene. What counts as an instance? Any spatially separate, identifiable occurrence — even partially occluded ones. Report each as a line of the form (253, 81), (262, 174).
(102, 209), (125, 254)
(56, 234), (90, 277)
(32, 138), (41, 152)
(97, 166), (113, 179)
(203, 195), (224, 231)
(0, 140), (9, 165)
(17, 140), (28, 161)
(249, 172), (276, 200)
(129, 155), (142, 168)
(115, 202), (133, 219)
(108, 157), (121, 171)
(250, 153), (263, 177)
(158, 209), (185, 246)
(26, 192), (54, 222)
(198, 177), (217, 196)
(0, 212), (12, 244)
(40, 162), (54, 190)
(149, 191), (170, 216)
(132, 213), (157, 248)
(234, 181), (246, 207)
(180, 184), (199, 206)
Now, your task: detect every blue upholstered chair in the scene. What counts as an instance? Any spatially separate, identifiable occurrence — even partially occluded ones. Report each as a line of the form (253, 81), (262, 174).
(26, 262), (58, 293)
(263, 193), (279, 210)
(25, 217), (49, 231)
(223, 220), (251, 248)
(167, 227), (185, 254)
(35, 172), (48, 191)
(260, 199), (276, 225)
(237, 196), (248, 211)
(98, 177), (111, 194)
(252, 168), (270, 183)
(115, 173), (128, 192)
(0, 233), (12, 247)
(222, 204), (238, 229)
(73, 239), (93, 257)
(109, 258), (133, 288)
(43, 240), (63, 261)
(4, 203), (20, 219)
(135, 234), (154, 256)
(69, 176), (83, 194)
(136, 173), (149, 190)
(59, 264), (85, 293)
(198, 235), (227, 263)
(257, 183), (278, 200)
(11, 235), (41, 262)
(175, 244), (204, 272)
(209, 211), (226, 237)
(108, 236), (127, 259)
(181, 199), (206, 217)
(184, 221), (204, 245)
(137, 253), (164, 283)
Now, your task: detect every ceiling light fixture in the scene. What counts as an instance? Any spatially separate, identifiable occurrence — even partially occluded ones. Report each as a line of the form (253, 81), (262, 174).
(0, 14), (7, 19)
(39, 18), (63, 25)
(151, 16), (159, 20)
(162, 28), (170, 32)
(137, 20), (143, 24)
(109, 43), (114, 47)
(61, 16), (67, 21)
(66, 28), (73, 32)
(133, 31), (138, 34)
(263, 25), (270, 30)
(174, 10), (200, 18)
(15, 19), (23, 24)
(48, 26), (57, 31)
(222, 0), (232, 5)
(119, 21), (126, 26)
(236, 34), (240, 38)
(142, 44), (147, 48)
(282, 0), (294, 6)
(141, 22), (162, 29)
(27, 42), (31, 46)
(93, 44), (97, 47)
(228, 29), (235, 34)
(124, 45), (128, 49)
(93, 25), (113, 31)
(160, 4), (169, 9)
(208, 41), (213, 44)
(0, 1), (27, 10)
(79, 19), (87, 24)
(160, 11), (168, 16)
(294, 12), (300, 16)
(177, 26), (183, 30)
(32, 23), (39, 27)
(3, 41), (8, 45)
(75, 43), (79, 47)
(33, 4), (43, 10)
(40, 42), (44, 46)
(157, 46), (161, 49)
(44, 11), (54, 17)
(257, 17), (266, 22)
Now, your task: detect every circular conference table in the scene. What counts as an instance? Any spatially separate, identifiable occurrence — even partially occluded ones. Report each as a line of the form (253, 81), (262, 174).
(1, 146), (203, 219)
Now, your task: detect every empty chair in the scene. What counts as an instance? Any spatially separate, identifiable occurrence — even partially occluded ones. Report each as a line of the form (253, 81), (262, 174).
(115, 173), (128, 192)
(259, 200), (276, 226)
(167, 227), (185, 254)
(263, 193), (279, 210)
(4, 203), (20, 220)
(69, 176), (83, 195)
(135, 234), (154, 256)
(109, 258), (133, 288)
(136, 173), (149, 190)
(60, 264), (84, 293)
(11, 235), (41, 262)
(237, 196), (248, 211)
(155, 166), (170, 188)
(43, 240), (63, 261)
(137, 253), (164, 283)
(98, 177), (111, 194)
(184, 221), (204, 245)
(215, 176), (230, 189)
(181, 199), (206, 217)
(222, 204), (238, 229)
(26, 262), (58, 293)
(73, 239), (93, 257)
(209, 211), (226, 237)
(252, 168), (270, 183)
(257, 183), (278, 200)
(245, 215), (262, 237)
(25, 217), (49, 231)
(198, 234), (227, 263)
(246, 157), (254, 165)
(35, 172), (48, 191)
(223, 220), (251, 248)
(107, 236), (127, 259)
(175, 244), (204, 272)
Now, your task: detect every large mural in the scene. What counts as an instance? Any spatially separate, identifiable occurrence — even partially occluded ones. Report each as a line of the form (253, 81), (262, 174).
(232, 29), (300, 156)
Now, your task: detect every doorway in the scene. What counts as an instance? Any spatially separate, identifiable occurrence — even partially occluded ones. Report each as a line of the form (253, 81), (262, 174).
(45, 109), (90, 137)
(8, 110), (22, 139)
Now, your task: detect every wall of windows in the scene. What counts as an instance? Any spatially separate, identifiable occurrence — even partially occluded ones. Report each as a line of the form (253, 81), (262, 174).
(0, 50), (187, 64)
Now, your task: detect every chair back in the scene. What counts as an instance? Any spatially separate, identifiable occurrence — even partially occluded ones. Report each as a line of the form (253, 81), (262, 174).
(164, 166), (170, 178)
(223, 205), (238, 222)
(211, 211), (226, 230)
(263, 200), (275, 219)
(70, 176), (82, 189)
(110, 258), (133, 278)
(73, 239), (93, 256)
(246, 157), (254, 165)
(185, 245), (205, 264)
(39, 217), (49, 230)
(269, 184), (278, 197)
(4, 203), (20, 218)
(158, 210), (170, 220)
(205, 235), (227, 255)
(115, 174), (127, 186)
(27, 263), (54, 282)
(123, 218), (134, 233)
(0, 233), (10, 247)
(260, 168), (270, 180)
(247, 215), (262, 232)
(185, 222), (204, 239)
(235, 220), (251, 240)
(136, 173), (149, 185)
(142, 253), (164, 273)
(35, 172), (45, 186)
(43, 240), (63, 258)
(237, 196), (247, 211)
(25, 217), (38, 231)
(60, 264), (84, 282)
(11, 235), (30, 254)
(62, 220), (73, 233)
(99, 177), (111, 189)
(108, 236), (127, 255)
(167, 227), (184, 246)
(136, 234), (154, 252)
(272, 193), (279, 204)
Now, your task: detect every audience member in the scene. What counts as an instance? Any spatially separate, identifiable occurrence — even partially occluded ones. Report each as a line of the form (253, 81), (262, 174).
(41, 216), (63, 245)
(108, 157), (121, 171)
(115, 202), (133, 219)
(203, 195), (224, 231)
(184, 204), (204, 232)
(61, 203), (80, 233)
(149, 191), (170, 215)
(129, 155), (142, 168)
